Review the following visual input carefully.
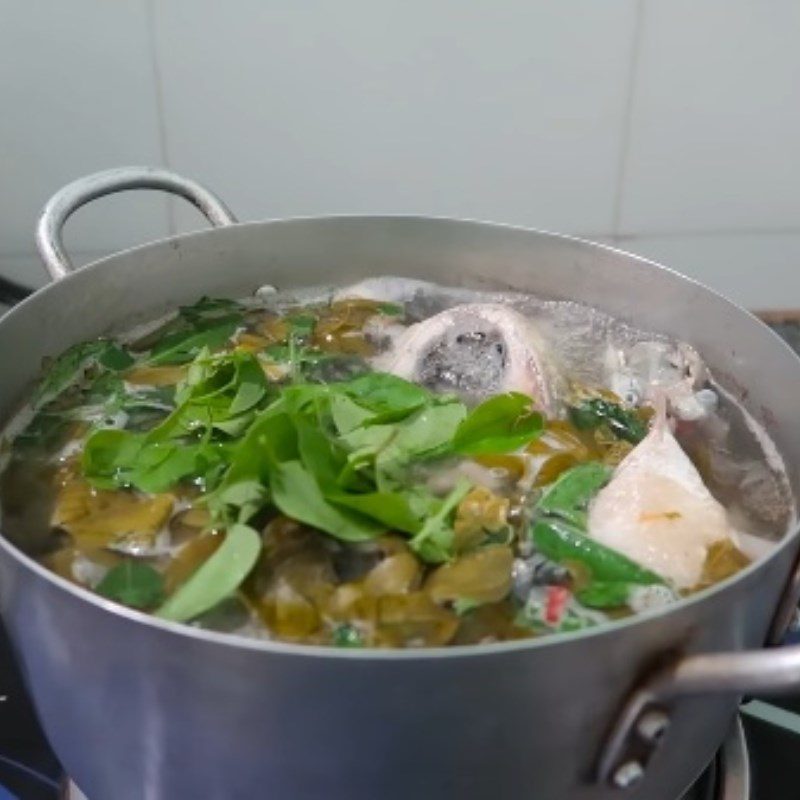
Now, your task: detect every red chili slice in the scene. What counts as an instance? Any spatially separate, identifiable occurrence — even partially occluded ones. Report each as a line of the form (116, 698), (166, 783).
(545, 586), (570, 625)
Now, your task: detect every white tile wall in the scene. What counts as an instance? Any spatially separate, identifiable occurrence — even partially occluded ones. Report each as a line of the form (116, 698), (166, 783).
(620, 0), (800, 235)
(0, 1), (169, 260)
(1, 1), (800, 309)
(612, 233), (800, 310)
(156, 1), (637, 236)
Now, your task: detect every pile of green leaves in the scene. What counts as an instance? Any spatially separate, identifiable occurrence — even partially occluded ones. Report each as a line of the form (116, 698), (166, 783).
(15, 339), (169, 454)
(15, 297), (250, 455)
(75, 334), (544, 563)
(83, 348), (272, 493)
(207, 375), (544, 562)
(530, 462), (667, 608)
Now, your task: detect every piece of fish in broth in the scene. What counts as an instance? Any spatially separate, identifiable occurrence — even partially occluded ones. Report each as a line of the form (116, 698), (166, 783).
(587, 412), (732, 590)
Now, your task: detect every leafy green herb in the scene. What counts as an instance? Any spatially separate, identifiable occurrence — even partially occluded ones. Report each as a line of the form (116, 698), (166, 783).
(148, 314), (241, 365)
(95, 562), (165, 610)
(208, 480), (269, 524)
(206, 374), (469, 559)
(156, 523), (262, 622)
(375, 403), (467, 490)
(568, 398), (647, 444)
(83, 350), (271, 493)
(96, 344), (135, 371)
(333, 624), (364, 648)
(82, 428), (229, 493)
(377, 302), (404, 317)
(536, 462), (612, 527)
(409, 479), (472, 563)
(170, 349), (269, 435)
(340, 373), (431, 421)
(271, 460), (383, 542)
(451, 392), (543, 455)
(330, 394), (376, 435)
(327, 490), (430, 534)
(33, 339), (134, 406)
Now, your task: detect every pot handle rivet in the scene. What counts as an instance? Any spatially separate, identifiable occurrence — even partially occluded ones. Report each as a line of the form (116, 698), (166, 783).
(635, 708), (670, 744)
(612, 760), (645, 790)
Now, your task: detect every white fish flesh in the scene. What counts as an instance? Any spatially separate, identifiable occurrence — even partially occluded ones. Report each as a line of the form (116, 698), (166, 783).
(587, 408), (733, 589)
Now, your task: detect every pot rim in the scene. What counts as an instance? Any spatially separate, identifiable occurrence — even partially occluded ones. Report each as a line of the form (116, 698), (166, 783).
(2, 213), (798, 661)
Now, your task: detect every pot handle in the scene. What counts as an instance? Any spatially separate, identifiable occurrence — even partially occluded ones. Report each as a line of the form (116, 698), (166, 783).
(36, 166), (238, 282)
(597, 643), (800, 790)
(598, 543), (800, 790)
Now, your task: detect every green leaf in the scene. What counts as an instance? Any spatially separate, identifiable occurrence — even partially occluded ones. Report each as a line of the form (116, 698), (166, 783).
(338, 422), (396, 460)
(452, 392), (543, 455)
(147, 350), (270, 443)
(82, 428), (228, 493)
(205, 480), (269, 524)
(33, 340), (127, 405)
(97, 344), (135, 371)
(156, 523), (262, 622)
(333, 624), (364, 648)
(568, 398), (647, 444)
(149, 314), (241, 365)
(136, 443), (228, 493)
(536, 462), (612, 527)
(326, 490), (430, 534)
(214, 404), (296, 492)
(340, 373), (431, 419)
(376, 403), (467, 489)
(409, 478), (472, 563)
(531, 519), (665, 586)
(295, 417), (345, 489)
(82, 429), (143, 485)
(270, 460), (384, 542)
(95, 562), (165, 610)
(329, 394), (375, 435)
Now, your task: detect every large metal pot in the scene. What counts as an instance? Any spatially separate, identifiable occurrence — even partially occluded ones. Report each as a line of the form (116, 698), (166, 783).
(2, 167), (800, 800)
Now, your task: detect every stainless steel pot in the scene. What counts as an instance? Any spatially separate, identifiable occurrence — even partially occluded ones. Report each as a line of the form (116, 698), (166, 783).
(2, 167), (800, 800)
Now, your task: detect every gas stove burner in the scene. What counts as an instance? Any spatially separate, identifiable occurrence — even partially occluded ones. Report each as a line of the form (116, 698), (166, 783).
(56, 719), (749, 800)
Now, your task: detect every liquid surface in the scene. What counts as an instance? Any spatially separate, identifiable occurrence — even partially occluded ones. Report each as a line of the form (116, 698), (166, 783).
(0, 279), (792, 648)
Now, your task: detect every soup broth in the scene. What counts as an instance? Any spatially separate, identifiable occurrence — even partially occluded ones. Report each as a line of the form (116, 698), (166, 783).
(0, 279), (792, 648)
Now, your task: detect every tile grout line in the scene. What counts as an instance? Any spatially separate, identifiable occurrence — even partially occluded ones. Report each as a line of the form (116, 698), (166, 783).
(610, 0), (645, 242)
(144, 0), (176, 236)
